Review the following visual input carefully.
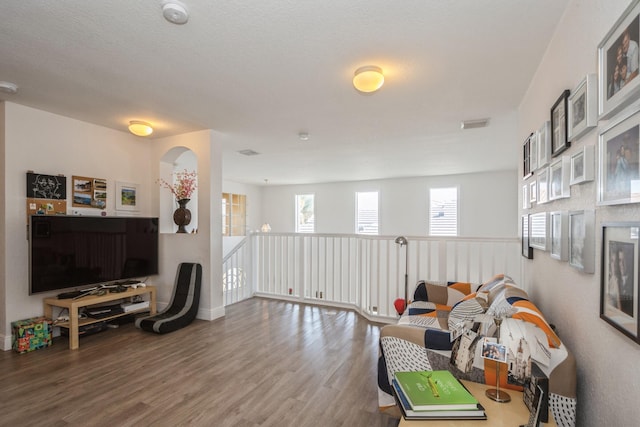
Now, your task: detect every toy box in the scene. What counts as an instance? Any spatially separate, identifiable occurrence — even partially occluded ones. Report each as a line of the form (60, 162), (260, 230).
(11, 316), (53, 353)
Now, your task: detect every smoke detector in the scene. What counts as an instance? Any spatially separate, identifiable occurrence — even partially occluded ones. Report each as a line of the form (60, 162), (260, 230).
(162, 1), (189, 25)
(0, 81), (18, 94)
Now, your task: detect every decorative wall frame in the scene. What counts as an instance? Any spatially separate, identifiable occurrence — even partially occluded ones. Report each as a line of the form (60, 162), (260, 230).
(600, 222), (640, 343)
(551, 89), (571, 157)
(597, 106), (640, 205)
(549, 156), (571, 200)
(550, 211), (568, 261)
(522, 214), (533, 259)
(537, 121), (551, 169)
(570, 145), (595, 185)
(529, 180), (537, 204)
(523, 132), (534, 179)
(522, 183), (531, 210)
(529, 212), (548, 251)
(530, 131), (539, 172)
(568, 74), (598, 142)
(115, 181), (140, 212)
(568, 210), (595, 274)
(598, 0), (640, 119)
(537, 167), (549, 204)
(72, 175), (107, 209)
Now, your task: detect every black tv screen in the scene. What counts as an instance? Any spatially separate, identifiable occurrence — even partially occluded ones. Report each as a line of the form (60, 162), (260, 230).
(29, 216), (159, 294)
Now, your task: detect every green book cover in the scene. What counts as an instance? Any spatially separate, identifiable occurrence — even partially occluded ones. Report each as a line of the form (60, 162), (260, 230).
(394, 370), (479, 411)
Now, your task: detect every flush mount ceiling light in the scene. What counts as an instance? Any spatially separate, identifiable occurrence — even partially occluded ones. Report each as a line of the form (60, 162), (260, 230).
(128, 120), (154, 137)
(162, 0), (189, 25)
(353, 65), (384, 93)
(298, 132), (310, 141)
(0, 81), (18, 94)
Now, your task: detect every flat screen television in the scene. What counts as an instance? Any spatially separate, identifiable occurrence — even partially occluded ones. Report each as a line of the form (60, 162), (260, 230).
(29, 216), (159, 294)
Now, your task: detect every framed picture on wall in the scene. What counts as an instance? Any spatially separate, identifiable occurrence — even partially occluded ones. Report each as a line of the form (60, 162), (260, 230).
(523, 133), (534, 179)
(568, 74), (598, 142)
(550, 211), (568, 261)
(522, 215), (533, 259)
(537, 121), (552, 169)
(598, 0), (640, 119)
(551, 89), (571, 157)
(537, 167), (549, 204)
(529, 212), (548, 251)
(549, 156), (571, 200)
(570, 145), (595, 185)
(597, 106), (640, 205)
(600, 222), (640, 344)
(529, 180), (537, 204)
(569, 210), (595, 273)
(530, 131), (539, 171)
(522, 183), (531, 210)
(115, 181), (140, 212)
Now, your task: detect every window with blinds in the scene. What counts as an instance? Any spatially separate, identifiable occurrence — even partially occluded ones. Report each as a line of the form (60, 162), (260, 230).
(222, 193), (246, 236)
(429, 187), (458, 236)
(356, 191), (379, 235)
(295, 194), (315, 233)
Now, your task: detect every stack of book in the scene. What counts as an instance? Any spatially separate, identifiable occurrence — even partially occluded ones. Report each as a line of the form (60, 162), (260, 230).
(392, 370), (487, 420)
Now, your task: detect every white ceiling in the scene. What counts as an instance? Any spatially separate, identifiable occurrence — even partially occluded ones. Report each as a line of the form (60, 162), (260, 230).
(0, 0), (569, 185)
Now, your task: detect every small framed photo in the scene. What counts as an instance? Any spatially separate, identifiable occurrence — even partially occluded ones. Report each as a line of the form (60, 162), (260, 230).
(549, 156), (571, 200)
(523, 133), (534, 179)
(522, 215), (533, 259)
(115, 181), (140, 212)
(568, 74), (598, 142)
(569, 210), (595, 274)
(529, 180), (537, 204)
(550, 211), (568, 261)
(570, 145), (595, 185)
(522, 184), (530, 210)
(597, 107), (640, 205)
(537, 121), (551, 169)
(537, 168), (549, 204)
(551, 89), (571, 157)
(481, 337), (507, 363)
(530, 131), (539, 171)
(598, 0), (640, 119)
(601, 222), (640, 343)
(529, 212), (548, 251)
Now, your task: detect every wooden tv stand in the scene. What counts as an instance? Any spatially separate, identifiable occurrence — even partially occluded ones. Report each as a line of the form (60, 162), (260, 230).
(43, 285), (157, 350)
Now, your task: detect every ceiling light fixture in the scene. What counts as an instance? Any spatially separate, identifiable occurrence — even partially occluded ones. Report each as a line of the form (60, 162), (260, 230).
(353, 65), (384, 93)
(128, 120), (154, 137)
(0, 81), (18, 94)
(162, 0), (189, 25)
(298, 132), (309, 141)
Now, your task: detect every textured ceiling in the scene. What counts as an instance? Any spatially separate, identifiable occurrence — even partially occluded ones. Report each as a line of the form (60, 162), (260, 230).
(0, 0), (569, 185)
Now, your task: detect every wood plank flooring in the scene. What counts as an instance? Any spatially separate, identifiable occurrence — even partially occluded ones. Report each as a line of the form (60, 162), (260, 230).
(0, 298), (399, 427)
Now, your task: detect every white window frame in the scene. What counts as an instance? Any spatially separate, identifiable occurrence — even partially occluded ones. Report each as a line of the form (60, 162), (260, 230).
(429, 187), (458, 236)
(355, 191), (379, 235)
(295, 193), (315, 233)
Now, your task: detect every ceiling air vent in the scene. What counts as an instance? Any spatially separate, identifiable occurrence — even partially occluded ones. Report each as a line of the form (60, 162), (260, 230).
(460, 118), (489, 129)
(238, 149), (260, 156)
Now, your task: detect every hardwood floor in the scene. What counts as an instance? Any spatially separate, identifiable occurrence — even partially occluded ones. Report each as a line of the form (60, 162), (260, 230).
(0, 298), (399, 427)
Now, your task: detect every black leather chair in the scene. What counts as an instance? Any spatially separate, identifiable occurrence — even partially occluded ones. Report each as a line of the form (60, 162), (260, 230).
(135, 262), (202, 334)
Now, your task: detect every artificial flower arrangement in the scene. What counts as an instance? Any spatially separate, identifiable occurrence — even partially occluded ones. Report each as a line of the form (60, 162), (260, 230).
(158, 169), (197, 200)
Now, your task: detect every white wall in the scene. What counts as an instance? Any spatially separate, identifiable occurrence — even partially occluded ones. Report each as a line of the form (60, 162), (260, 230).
(519, 1), (640, 425)
(0, 104), (225, 349)
(1, 103), (156, 348)
(260, 170), (518, 238)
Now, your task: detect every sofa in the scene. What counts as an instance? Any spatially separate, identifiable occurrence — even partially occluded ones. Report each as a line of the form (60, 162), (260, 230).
(377, 274), (577, 427)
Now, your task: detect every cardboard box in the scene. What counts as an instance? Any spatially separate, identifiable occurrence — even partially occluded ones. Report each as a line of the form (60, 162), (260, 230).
(11, 316), (53, 353)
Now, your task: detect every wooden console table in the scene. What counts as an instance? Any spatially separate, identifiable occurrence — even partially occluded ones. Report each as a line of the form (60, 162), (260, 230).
(43, 285), (157, 350)
(398, 379), (558, 427)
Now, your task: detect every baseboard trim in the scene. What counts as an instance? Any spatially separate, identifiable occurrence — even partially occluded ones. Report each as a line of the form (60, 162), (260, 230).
(197, 305), (225, 321)
(1, 333), (12, 352)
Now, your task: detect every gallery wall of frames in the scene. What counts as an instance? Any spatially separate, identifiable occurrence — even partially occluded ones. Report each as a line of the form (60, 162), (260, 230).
(521, 0), (640, 344)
